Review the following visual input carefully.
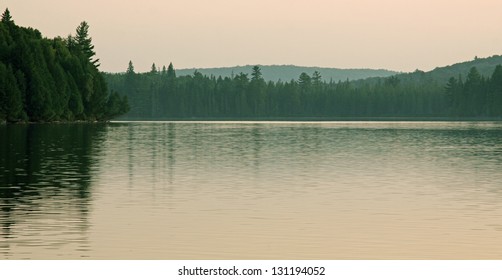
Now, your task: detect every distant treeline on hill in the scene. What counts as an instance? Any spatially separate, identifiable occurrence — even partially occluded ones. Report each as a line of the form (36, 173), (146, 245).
(175, 65), (398, 83)
(0, 9), (129, 123)
(106, 59), (502, 119)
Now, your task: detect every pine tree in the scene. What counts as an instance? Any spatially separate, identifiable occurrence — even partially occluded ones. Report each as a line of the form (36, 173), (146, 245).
(75, 21), (100, 67)
(464, 67), (483, 116)
(298, 72), (311, 93)
(445, 76), (461, 114)
(126, 60), (135, 75)
(312, 71), (322, 86)
(250, 66), (266, 115)
(251, 65), (263, 81)
(1, 8), (12, 23)
(489, 65), (502, 116)
(167, 62), (176, 79)
(150, 63), (158, 74)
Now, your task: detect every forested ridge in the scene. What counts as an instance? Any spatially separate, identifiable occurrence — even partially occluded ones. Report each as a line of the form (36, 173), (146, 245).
(175, 65), (398, 83)
(106, 58), (502, 120)
(0, 9), (128, 123)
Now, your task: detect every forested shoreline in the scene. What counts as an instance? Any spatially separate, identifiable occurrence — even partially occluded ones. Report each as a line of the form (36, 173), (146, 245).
(0, 9), (128, 123)
(106, 61), (502, 120)
(2, 7), (502, 123)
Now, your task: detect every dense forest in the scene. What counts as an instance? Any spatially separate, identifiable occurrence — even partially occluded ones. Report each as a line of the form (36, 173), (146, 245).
(0, 9), (128, 123)
(106, 60), (502, 119)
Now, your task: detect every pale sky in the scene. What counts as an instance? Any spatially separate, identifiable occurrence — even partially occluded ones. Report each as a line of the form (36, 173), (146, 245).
(3, 0), (502, 73)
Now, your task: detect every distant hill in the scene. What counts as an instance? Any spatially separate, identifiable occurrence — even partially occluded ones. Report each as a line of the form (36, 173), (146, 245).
(396, 55), (502, 84)
(176, 65), (398, 82)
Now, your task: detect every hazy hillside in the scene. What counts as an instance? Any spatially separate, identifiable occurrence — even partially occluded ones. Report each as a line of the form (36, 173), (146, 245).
(398, 55), (502, 84)
(176, 65), (398, 82)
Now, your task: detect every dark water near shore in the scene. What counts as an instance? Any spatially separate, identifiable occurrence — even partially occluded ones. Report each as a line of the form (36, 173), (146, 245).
(1, 121), (502, 259)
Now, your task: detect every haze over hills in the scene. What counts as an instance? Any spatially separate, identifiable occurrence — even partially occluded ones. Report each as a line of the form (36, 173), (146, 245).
(170, 55), (502, 84)
(175, 65), (399, 82)
(393, 55), (502, 84)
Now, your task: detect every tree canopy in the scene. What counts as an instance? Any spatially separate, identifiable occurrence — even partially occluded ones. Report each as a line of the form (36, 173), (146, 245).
(0, 9), (128, 123)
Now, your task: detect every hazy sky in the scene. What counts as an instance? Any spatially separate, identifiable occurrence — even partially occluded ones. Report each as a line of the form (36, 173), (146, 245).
(3, 0), (502, 73)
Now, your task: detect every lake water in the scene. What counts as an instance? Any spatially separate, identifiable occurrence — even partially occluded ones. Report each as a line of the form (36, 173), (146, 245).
(1, 121), (502, 259)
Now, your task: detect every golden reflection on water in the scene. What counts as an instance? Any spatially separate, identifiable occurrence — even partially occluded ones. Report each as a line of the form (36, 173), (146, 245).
(1, 122), (502, 259)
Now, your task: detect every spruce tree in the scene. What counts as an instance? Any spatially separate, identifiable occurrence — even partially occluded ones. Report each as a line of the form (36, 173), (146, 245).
(150, 63), (158, 74)
(167, 62), (176, 79)
(75, 21), (99, 67)
(1, 8), (12, 23)
(126, 60), (135, 75)
(251, 66), (263, 81)
(312, 71), (322, 86)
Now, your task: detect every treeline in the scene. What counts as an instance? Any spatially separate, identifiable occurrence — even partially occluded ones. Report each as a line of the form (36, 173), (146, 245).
(105, 60), (502, 119)
(175, 65), (398, 83)
(0, 9), (128, 123)
(446, 66), (502, 117)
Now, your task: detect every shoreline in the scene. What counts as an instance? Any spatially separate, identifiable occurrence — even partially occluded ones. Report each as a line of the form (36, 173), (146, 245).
(3, 117), (502, 124)
(114, 116), (502, 122)
(0, 120), (110, 125)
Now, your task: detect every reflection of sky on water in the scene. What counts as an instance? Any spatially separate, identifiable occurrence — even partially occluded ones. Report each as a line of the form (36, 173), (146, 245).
(1, 122), (502, 259)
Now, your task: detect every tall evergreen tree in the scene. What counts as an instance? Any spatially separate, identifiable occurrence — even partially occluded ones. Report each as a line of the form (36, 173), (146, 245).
(1, 8), (12, 23)
(298, 72), (311, 94)
(464, 67), (483, 116)
(251, 65), (263, 81)
(167, 62), (176, 79)
(489, 65), (502, 116)
(126, 60), (135, 75)
(75, 21), (99, 67)
(445, 76), (461, 114)
(150, 63), (158, 74)
(312, 71), (322, 86)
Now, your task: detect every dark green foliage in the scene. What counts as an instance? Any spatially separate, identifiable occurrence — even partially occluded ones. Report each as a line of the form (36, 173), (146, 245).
(1, 8), (12, 23)
(75, 21), (99, 67)
(0, 62), (24, 121)
(150, 63), (157, 74)
(446, 66), (502, 117)
(105, 62), (502, 120)
(127, 60), (135, 74)
(0, 9), (128, 123)
(106, 91), (129, 119)
(489, 65), (502, 116)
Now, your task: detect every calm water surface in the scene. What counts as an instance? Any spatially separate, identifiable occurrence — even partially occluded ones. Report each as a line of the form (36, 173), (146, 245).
(1, 121), (502, 259)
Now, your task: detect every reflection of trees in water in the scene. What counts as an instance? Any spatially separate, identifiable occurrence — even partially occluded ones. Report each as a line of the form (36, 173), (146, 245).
(0, 124), (106, 259)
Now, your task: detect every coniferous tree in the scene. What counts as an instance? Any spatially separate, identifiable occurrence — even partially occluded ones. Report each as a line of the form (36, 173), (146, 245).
(167, 62), (176, 79)
(463, 67), (482, 116)
(126, 60), (135, 75)
(251, 66), (262, 81)
(75, 21), (99, 67)
(150, 63), (158, 74)
(1, 8), (12, 23)
(312, 71), (322, 86)
(445, 76), (461, 115)
(488, 65), (502, 116)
